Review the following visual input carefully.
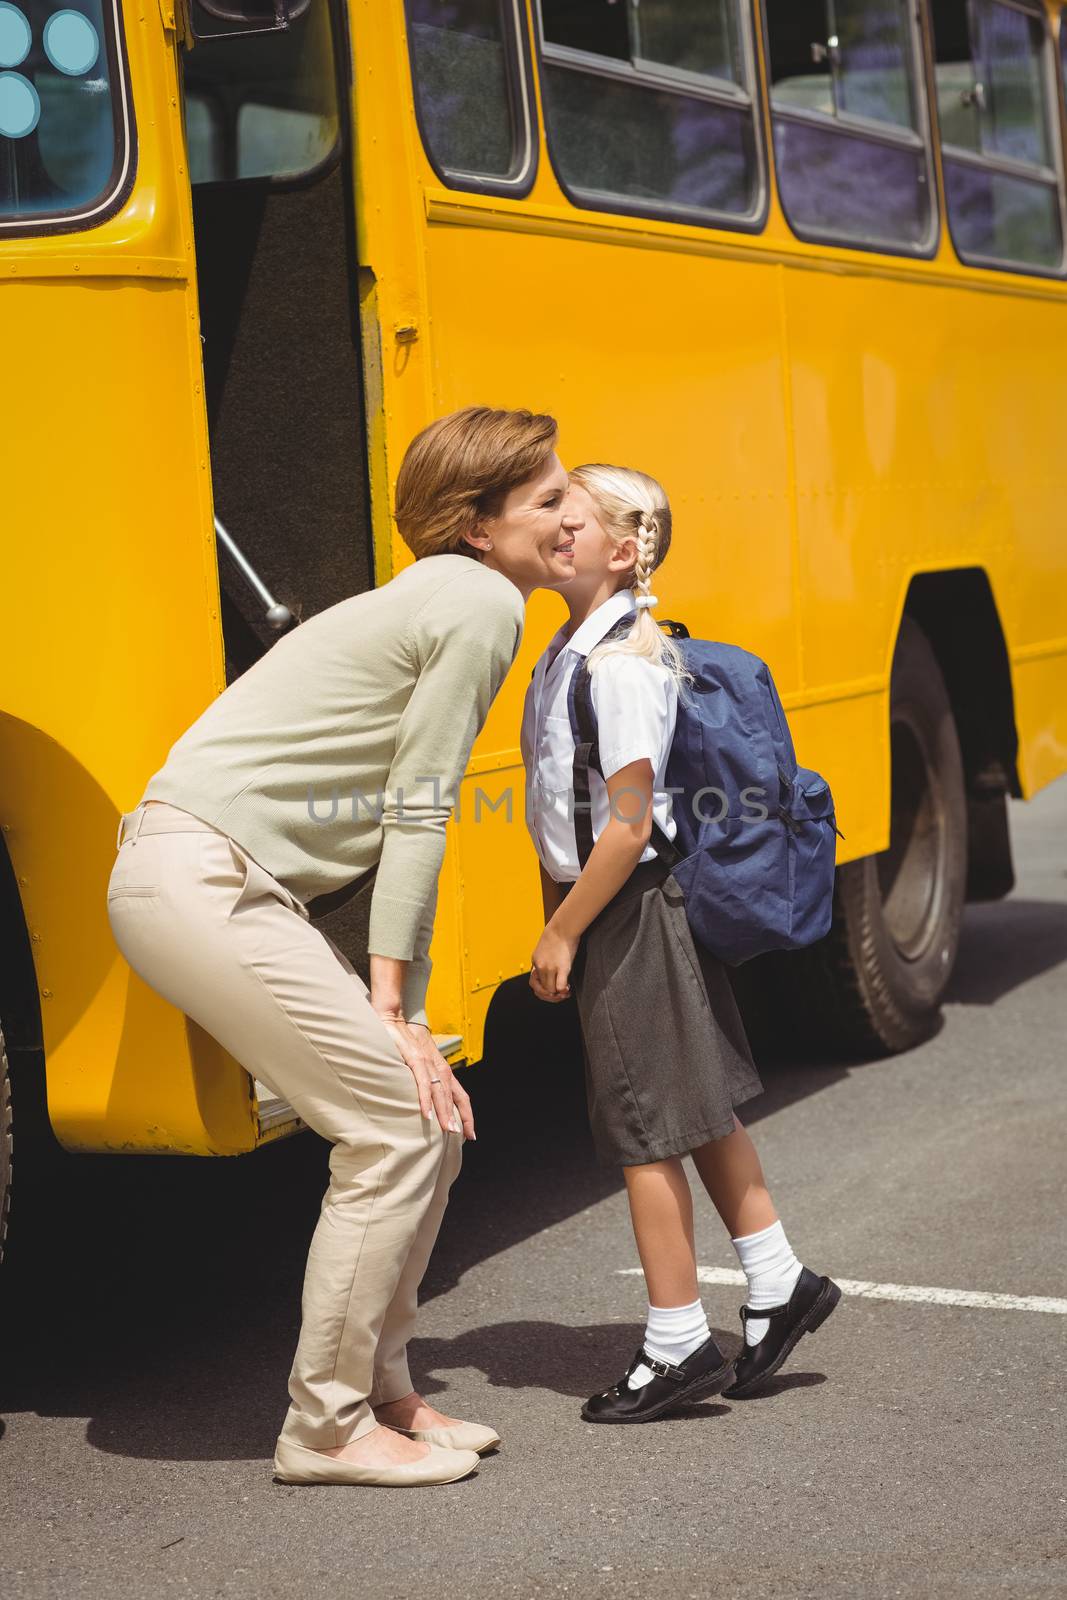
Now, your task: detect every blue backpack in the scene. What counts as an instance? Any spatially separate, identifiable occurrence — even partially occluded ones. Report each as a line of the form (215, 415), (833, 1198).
(566, 616), (845, 966)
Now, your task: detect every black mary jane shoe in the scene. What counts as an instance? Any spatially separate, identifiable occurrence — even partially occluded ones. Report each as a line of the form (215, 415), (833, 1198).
(722, 1266), (841, 1399)
(581, 1332), (733, 1424)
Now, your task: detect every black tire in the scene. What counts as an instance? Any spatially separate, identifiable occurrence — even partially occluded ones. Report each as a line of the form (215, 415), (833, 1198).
(0, 1027), (11, 1266)
(735, 617), (968, 1059)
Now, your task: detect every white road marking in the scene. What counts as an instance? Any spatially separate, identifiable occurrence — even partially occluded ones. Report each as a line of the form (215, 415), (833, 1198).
(617, 1266), (1067, 1315)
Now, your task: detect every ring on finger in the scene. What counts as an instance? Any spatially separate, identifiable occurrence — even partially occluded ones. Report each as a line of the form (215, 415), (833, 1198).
(429, 1077), (442, 1085)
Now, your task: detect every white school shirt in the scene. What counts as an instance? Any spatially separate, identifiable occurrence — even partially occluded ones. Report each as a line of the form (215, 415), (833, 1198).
(520, 590), (679, 884)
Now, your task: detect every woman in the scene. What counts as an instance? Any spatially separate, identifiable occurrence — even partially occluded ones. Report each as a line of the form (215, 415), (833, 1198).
(108, 406), (580, 1487)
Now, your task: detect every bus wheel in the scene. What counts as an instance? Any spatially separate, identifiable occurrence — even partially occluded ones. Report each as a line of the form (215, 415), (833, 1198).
(793, 616), (968, 1057)
(0, 1026), (11, 1265)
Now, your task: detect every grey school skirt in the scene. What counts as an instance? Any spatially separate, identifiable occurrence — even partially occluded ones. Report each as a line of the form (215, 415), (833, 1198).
(564, 857), (764, 1168)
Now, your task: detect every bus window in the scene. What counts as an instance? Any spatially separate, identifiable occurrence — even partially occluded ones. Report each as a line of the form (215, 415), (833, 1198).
(933, 0), (1064, 273)
(763, 0), (934, 253)
(537, 0), (763, 228)
(0, 0), (131, 231)
(183, 0), (339, 185)
(404, 0), (535, 193)
(631, 0), (745, 84)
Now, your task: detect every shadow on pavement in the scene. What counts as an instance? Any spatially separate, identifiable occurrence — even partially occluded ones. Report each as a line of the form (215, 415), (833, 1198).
(409, 1316), (825, 1408)
(410, 1319), (738, 1402)
(422, 973), (864, 1301)
(0, 885), (1044, 1460)
(945, 898), (1067, 1007)
(723, 1370), (828, 1401)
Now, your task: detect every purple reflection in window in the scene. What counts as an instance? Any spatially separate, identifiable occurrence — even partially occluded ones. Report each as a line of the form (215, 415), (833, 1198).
(545, 66), (757, 218)
(944, 156), (1061, 267)
(774, 118), (928, 247)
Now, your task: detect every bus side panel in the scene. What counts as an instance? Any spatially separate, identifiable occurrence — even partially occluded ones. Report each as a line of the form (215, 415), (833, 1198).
(0, 0), (267, 1152)
(420, 219), (799, 1057)
(784, 267), (1067, 810)
(1010, 657), (1067, 797)
(0, 272), (256, 1154)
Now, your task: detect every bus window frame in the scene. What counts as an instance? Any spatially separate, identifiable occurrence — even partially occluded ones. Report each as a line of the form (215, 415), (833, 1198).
(0, 0), (137, 238)
(181, 0), (349, 194)
(936, 0), (1067, 279)
(533, 0), (770, 235)
(758, 0), (940, 261)
(403, 0), (538, 200)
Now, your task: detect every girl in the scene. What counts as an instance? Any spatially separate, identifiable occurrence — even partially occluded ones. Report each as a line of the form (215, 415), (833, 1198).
(519, 464), (840, 1422)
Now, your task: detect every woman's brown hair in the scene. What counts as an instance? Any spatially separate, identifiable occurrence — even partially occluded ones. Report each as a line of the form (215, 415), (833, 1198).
(394, 405), (559, 560)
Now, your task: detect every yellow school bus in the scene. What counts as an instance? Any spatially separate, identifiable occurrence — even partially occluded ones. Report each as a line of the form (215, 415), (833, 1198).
(3, 0), (1066, 1252)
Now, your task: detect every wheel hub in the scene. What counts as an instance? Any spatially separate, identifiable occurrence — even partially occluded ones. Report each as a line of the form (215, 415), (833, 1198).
(877, 714), (944, 961)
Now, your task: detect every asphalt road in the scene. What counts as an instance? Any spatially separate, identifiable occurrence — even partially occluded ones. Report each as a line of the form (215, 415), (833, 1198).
(3, 778), (1066, 1600)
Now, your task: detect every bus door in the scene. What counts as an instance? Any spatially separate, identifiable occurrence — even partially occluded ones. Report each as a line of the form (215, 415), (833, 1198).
(180, 0), (378, 961)
(180, 0), (372, 681)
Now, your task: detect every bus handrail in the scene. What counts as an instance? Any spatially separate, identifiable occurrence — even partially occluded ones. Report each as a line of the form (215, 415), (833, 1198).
(213, 515), (294, 631)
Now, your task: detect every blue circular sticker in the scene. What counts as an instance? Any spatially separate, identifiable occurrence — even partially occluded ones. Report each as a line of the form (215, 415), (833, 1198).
(0, 3), (31, 69)
(0, 69), (40, 138)
(43, 8), (100, 76)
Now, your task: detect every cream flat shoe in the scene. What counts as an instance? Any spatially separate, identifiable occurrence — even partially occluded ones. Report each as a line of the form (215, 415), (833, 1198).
(391, 1421), (501, 1454)
(273, 1436), (479, 1486)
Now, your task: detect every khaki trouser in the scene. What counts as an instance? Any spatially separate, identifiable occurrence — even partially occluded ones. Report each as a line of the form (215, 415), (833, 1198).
(107, 800), (462, 1450)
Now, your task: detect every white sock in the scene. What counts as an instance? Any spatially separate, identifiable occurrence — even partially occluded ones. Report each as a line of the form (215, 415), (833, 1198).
(732, 1220), (803, 1346)
(627, 1298), (710, 1390)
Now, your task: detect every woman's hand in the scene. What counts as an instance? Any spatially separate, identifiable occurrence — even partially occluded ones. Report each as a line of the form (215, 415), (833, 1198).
(373, 1012), (475, 1140)
(530, 923), (579, 1004)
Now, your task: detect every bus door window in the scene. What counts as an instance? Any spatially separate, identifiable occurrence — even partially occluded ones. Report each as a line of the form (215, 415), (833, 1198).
(179, 0), (373, 683)
(0, 0), (130, 230)
(536, 0), (764, 227)
(762, 0), (935, 253)
(933, 0), (1065, 272)
(404, 0), (535, 194)
(183, 0), (338, 184)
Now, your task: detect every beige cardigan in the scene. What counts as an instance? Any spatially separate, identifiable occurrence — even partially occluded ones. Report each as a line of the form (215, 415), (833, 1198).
(141, 554), (526, 1024)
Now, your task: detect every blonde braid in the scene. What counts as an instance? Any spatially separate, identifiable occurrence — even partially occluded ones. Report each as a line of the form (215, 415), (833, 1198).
(632, 515), (658, 606)
(570, 462), (693, 697)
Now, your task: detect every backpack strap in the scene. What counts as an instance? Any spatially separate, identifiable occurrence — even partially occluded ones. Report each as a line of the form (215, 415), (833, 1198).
(566, 617), (683, 873)
(567, 655), (600, 871)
